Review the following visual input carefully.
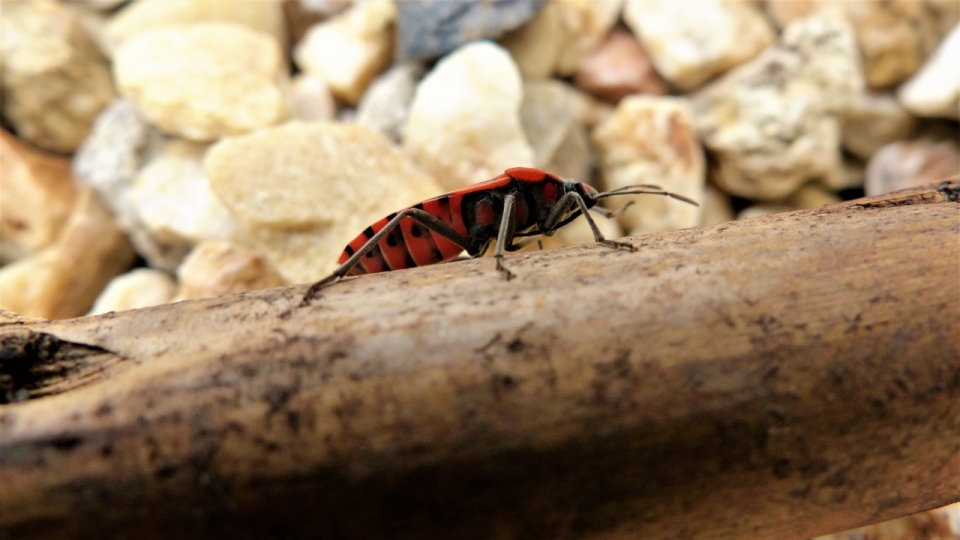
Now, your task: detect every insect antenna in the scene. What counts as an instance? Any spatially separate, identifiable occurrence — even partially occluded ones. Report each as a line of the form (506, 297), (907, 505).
(589, 201), (635, 218)
(593, 187), (699, 207)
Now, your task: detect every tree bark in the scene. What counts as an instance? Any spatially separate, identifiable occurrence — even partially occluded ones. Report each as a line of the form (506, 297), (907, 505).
(1, 180), (958, 540)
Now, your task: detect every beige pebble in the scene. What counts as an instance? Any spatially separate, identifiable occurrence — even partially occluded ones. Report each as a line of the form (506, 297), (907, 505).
(846, 0), (942, 89)
(175, 241), (286, 301)
(841, 92), (918, 161)
(787, 183), (842, 210)
(105, 0), (287, 54)
(0, 131), (78, 264)
(88, 268), (177, 315)
(114, 23), (287, 141)
(293, 0), (395, 106)
(404, 41), (534, 191)
(565, 84), (616, 128)
(519, 81), (593, 182)
(573, 28), (669, 103)
(593, 95), (705, 235)
(865, 140), (960, 196)
(699, 184), (735, 227)
(205, 122), (443, 282)
(502, 0), (624, 79)
(691, 12), (863, 200)
(766, 0), (947, 89)
(0, 187), (136, 319)
(0, 0), (115, 153)
(624, 0), (775, 91)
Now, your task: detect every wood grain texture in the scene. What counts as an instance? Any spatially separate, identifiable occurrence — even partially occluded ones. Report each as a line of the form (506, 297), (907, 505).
(1, 180), (958, 540)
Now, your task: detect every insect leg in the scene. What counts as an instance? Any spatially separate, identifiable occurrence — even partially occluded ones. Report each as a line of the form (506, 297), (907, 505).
(301, 209), (471, 304)
(493, 194), (518, 280)
(569, 193), (635, 252)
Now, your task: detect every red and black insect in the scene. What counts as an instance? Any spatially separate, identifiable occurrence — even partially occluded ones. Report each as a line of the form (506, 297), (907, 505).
(302, 167), (697, 302)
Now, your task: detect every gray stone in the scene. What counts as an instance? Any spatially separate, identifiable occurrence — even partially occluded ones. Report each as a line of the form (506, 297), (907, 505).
(397, 0), (547, 60)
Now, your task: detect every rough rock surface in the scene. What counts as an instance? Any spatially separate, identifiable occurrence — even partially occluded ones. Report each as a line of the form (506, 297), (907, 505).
(403, 41), (534, 191)
(114, 23), (287, 141)
(293, 0), (395, 106)
(0, 0), (116, 153)
(0, 187), (136, 319)
(0, 131), (78, 263)
(105, 0), (287, 54)
(88, 268), (177, 315)
(397, 0), (547, 60)
(592, 95), (704, 235)
(691, 13), (863, 200)
(501, 0), (623, 78)
(204, 122), (443, 282)
(624, 0), (775, 91)
(175, 241), (286, 300)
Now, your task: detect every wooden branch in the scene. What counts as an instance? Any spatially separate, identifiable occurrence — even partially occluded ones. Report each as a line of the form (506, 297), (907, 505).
(1, 180), (958, 540)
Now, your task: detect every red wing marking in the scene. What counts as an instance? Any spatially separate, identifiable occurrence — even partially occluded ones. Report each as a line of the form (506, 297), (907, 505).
(475, 200), (495, 227)
(540, 181), (559, 204)
(505, 167), (547, 182)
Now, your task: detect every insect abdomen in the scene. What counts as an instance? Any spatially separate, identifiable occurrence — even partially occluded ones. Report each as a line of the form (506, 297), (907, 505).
(338, 195), (468, 275)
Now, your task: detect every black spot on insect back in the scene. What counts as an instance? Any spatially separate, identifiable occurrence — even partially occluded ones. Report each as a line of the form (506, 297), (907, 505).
(363, 226), (375, 239)
(411, 224), (423, 237)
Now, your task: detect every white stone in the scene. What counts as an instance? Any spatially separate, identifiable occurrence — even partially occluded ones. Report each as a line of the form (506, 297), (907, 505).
(403, 41), (534, 191)
(691, 12), (864, 200)
(130, 140), (240, 247)
(624, 0), (775, 91)
(355, 62), (423, 143)
(592, 96), (705, 235)
(88, 268), (177, 315)
(293, 0), (395, 106)
(72, 99), (190, 271)
(287, 73), (338, 122)
(114, 23), (287, 141)
(899, 24), (960, 120)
